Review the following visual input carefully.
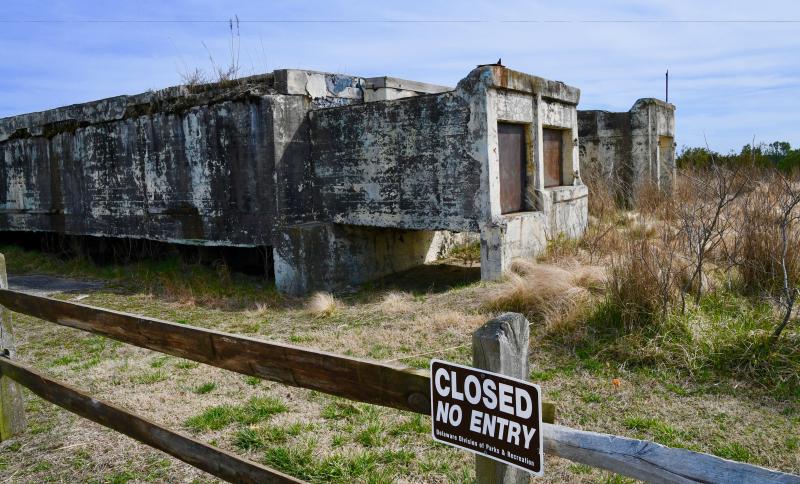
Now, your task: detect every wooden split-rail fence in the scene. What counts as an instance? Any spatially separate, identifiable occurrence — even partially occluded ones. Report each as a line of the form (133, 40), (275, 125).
(0, 254), (797, 483)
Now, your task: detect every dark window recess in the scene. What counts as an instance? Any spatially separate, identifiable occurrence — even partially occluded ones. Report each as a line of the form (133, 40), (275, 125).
(498, 123), (527, 214)
(543, 128), (564, 188)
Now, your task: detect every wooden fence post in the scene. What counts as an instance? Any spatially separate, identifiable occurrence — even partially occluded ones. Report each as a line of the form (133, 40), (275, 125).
(473, 312), (530, 484)
(0, 253), (26, 440)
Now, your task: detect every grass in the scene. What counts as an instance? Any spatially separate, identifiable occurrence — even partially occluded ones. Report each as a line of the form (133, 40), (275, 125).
(263, 444), (416, 484)
(185, 396), (288, 431)
(563, 289), (800, 397)
(130, 370), (168, 385)
(622, 416), (692, 448)
(233, 423), (313, 450)
(0, 244), (281, 309)
(2, 213), (800, 481)
(192, 382), (216, 395)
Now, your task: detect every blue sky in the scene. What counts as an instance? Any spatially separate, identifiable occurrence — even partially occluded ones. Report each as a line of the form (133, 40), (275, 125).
(1, 0), (798, 152)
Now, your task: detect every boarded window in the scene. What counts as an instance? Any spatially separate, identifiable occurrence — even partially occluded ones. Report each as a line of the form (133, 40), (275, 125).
(498, 123), (527, 214)
(543, 128), (564, 188)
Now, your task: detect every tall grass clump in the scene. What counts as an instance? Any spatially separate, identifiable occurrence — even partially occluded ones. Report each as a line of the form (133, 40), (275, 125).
(733, 178), (800, 295)
(606, 232), (681, 329)
(583, 168), (619, 220)
(483, 260), (604, 331)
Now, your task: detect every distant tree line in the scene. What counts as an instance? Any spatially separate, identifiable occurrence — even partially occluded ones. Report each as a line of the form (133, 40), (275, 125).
(677, 141), (800, 172)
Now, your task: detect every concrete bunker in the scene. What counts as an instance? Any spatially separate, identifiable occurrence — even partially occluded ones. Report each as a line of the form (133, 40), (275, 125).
(0, 66), (588, 295)
(578, 98), (676, 203)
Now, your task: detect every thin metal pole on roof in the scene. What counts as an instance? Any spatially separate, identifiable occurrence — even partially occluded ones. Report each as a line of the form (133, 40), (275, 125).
(666, 69), (669, 103)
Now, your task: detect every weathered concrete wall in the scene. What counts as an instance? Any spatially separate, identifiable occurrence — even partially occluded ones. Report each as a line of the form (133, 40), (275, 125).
(273, 222), (440, 295)
(0, 71), (372, 248)
(579, 98), (675, 200)
(0, 65), (590, 295)
(629, 99), (676, 191)
(311, 92), (482, 232)
(478, 67), (585, 280)
(0, 82), (278, 246)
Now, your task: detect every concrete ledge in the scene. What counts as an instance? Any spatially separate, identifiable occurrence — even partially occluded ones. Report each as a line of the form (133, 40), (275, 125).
(548, 185), (589, 203)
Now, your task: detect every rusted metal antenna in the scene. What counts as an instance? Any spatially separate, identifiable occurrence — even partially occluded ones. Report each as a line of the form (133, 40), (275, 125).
(666, 69), (669, 103)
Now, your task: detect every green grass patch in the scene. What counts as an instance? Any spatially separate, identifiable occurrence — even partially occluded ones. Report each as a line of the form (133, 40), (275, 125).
(560, 289), (800, 398)
(50, 355), (80, 367)
(389, 414), (429, 436)
(174, 360), (199, 370)
(356, 423), (385, 447)
(234, 423), (313, 451)
(185, 396), (287, 431)
(623, 416), (691, 448)
(320, 401), (362, 421)
(130, 370), (168, 385)
(713, 442), (752, 462)
(263, 444), (415, 483)
(244, 376), (261, 386)
(0, 244), (282, 309)
(192, 382), (216, 395)
(150, 356), (170, 368)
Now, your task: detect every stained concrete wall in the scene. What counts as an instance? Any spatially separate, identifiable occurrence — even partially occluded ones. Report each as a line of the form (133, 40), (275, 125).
(579, 98), (675, 201)
(479, 68), (587, 280)
(311, 92), (481, 232)
(0, 65), (589, 295)
(0, 87), (277, 246)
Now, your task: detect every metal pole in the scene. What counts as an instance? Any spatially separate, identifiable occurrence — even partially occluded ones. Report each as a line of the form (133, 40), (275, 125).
(666, 69), (669, 103)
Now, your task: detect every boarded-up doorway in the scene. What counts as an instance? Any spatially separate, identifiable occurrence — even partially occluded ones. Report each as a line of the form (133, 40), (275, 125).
(543, 128), (564, 188)
(498, 123), (527, 214)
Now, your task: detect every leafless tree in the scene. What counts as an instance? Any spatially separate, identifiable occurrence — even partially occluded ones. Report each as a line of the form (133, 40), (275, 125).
(770, 172), (800, 345)
(676, 163), (748, 308)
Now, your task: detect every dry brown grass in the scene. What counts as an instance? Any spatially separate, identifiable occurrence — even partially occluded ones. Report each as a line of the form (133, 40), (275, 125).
(378, 291), (415, 315)
(584, 169), (619, 220)
(733, 182), (800, 295)
(306, 292), (340, 317)
(607, 231), (682, 329)
(634, 180), (672, 218)
(484, 260), (605, 331)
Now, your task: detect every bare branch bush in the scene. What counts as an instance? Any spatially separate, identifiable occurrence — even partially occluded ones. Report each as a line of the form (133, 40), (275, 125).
(674, 164), (748, 307)
(771, 174), (800, 343)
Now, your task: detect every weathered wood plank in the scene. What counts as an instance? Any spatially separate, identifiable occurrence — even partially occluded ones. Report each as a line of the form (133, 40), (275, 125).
(0, 255), (26, 440)
(472, 312), (530, 484)
(0, 288), (432, 414)
(542, 423), (800, 483)
(0, 357), (302, 484)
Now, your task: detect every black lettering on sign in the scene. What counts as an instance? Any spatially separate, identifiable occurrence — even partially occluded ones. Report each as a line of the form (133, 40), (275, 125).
(430, 359), (543, 476)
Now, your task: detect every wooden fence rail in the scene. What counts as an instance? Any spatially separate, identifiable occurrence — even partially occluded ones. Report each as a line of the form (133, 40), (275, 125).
(0, 357), (300, 484)
(0, 285), (798, 483)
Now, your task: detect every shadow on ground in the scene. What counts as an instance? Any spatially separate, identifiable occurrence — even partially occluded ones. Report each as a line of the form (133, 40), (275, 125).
(7, 274), (105, 296)
(365, 261), (481, 295)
